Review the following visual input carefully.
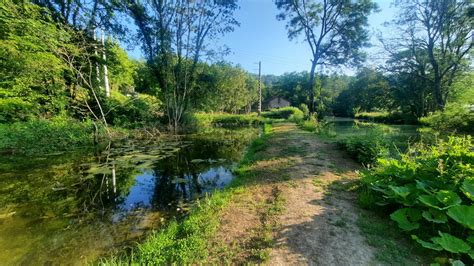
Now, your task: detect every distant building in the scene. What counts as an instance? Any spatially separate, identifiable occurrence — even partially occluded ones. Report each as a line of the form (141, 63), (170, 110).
(265, 96), (291, 110)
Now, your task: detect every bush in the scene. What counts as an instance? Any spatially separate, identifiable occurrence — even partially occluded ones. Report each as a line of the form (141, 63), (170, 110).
(299, 103), (310, 119)
(0, 116), (97, 154)
(190, 113), (261, 130)
(355, 111), (418, 125)
(262, 107), (304, 123)
(420, 103), (474, 133)
(338, 128), (389, 166)
(359, 136), (474, 263)
(105, 92), (162, 128)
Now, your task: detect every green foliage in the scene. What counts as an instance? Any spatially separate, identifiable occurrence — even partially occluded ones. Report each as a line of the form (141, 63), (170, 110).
(190, 113), (262, 131)
(355, 111), (418, 125)
(338, 128), (389, 165)
(420, 103), (474, 133)
(105, 92), (162, 128)
(359, 136), (474, 263)
(193, 62), (258, 113)
(0, 117), (100, 154)
(262, 107), (304, 123)
(0, 1), (69, 122)
(332, 68), (390, 118)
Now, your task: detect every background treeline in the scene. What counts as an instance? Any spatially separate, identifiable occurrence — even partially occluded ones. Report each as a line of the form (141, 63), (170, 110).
(261, 67), (473, 131)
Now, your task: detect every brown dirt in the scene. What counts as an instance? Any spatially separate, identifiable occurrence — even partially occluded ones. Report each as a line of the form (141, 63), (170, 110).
(211, 123), (376, 265)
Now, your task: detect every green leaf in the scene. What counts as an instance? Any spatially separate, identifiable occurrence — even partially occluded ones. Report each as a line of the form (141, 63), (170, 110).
(422, 209), (448, 224)
(389, 185), (411, 199)
(411, 235), (442, 251)
(451, 260), (465, 266)
(461, 179), (474, 201)
(447, 205), (474, 230)
(467, 235), (474, 244)
(419, 194), (443, 210)
(432, 232), (471, 254)
(435, 190), (462, 208)
(468, 249), (474, 260)
(419, 191), (462, 210)
(390, 208), (421, 231)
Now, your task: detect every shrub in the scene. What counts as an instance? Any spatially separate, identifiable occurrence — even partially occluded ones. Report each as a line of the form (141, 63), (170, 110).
(0, 116), (96, 154)
(420, 103), (474, 134)
(355, 111), (418, 125)
(262, 107), (304, 123)
(299, 103), (310, 119)
(190, 113), (261, 130)
(105, 92), (162, 128)
(359, 136), (474, 263)
(338, 128), (390, 166)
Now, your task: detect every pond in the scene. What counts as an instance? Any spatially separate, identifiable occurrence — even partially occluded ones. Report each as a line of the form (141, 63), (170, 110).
(325, 117), (435, 152)
(0, 127), (259, 265)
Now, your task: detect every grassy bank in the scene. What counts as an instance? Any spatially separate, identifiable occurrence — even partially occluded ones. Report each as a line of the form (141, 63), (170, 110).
(101, 123), (274, 264)
(355, 112), (418, 125)
(0, 117), (131, 155)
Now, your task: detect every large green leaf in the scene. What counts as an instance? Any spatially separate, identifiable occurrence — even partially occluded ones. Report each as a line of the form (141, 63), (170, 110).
(419, 195), (443, 210)
(435, 191), (462, 208)
(389, 185), (411, 199)
(447, 205), (474, 230)
(432, 232), (471, 254)
(451, 260), (465, 266)
(422, 209), (448, 224)
(419, 191), (462, 210)
(411, 235), (442, 251)
(390, 208), (421, 231)
(461, 179), (474, 201)
(468, 249), (474, 260)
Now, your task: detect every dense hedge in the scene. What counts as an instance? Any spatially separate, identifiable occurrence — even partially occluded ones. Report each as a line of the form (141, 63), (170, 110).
(262, 107), (304, 122)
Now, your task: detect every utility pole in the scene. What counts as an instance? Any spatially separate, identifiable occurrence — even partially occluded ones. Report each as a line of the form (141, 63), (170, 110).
(101, 28), (110, 97)
(258, 61), (262, 116)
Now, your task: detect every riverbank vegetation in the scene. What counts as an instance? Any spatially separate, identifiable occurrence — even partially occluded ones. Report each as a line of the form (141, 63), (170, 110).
(1, 0), (473, 264)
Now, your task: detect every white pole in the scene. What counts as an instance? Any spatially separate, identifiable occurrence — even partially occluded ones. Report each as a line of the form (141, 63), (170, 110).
(101, 28), (110, 97)
(93, 29), (101, 85)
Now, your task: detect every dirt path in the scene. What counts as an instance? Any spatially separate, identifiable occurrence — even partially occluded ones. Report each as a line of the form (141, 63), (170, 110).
(211, 123), (377, 265)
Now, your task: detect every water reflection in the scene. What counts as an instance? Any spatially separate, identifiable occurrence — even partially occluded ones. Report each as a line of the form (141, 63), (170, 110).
(0, 127), (258, 265)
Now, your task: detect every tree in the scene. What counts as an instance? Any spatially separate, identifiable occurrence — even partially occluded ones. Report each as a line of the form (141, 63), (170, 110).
(384, 0), (473, 110)
(333, 68), (389, 116)
(118, 0), (239, 130)
(275, 0), (378, 113)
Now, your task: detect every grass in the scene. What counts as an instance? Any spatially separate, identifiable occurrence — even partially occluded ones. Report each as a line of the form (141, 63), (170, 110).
(100, 123), (275, 264)
(248, 186), (285, 262)
(356, 211), (428, 265)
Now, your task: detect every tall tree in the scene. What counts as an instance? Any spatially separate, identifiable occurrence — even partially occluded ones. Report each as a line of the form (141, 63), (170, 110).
(385, 0), (473, 110)
(119, 0), (239, 130)
(275, 0), (378, 113)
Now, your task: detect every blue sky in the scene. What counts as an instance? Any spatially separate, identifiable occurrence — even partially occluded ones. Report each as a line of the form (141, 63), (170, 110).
(126, 0), (397, 76)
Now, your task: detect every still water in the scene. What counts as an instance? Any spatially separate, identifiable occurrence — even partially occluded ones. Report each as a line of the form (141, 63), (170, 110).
(0, 127), (258, 265)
